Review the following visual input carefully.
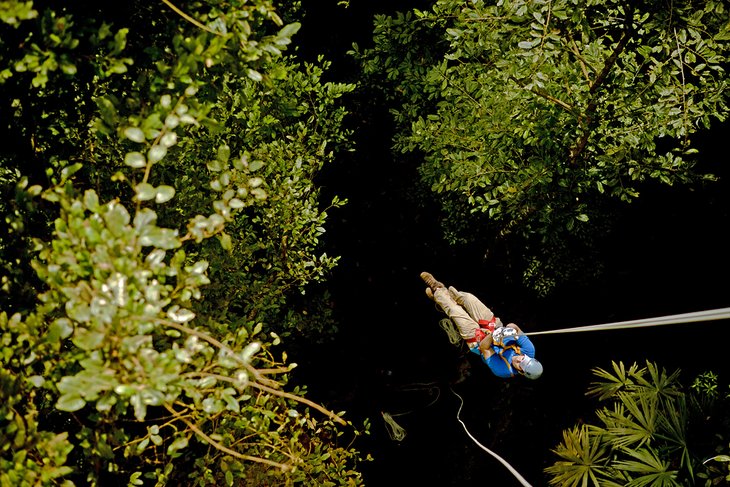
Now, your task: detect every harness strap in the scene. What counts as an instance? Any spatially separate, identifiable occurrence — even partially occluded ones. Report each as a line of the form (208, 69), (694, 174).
(466, 316), (498, 344)
(495, 341), (521, 376)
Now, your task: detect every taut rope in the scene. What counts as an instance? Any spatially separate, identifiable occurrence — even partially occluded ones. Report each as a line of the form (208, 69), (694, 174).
(525, 307), (730, 336)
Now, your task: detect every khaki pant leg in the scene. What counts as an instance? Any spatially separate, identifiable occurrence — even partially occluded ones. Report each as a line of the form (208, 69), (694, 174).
(432, 288), (479, 340)
(458, 292), (495, 323)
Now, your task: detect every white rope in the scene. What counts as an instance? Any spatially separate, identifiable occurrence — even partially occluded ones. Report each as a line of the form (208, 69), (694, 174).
(439, 317), (463, 345)
(525, 307), (730, 336)
(450, 388), (533, 487)
(381, 411), (407, 441)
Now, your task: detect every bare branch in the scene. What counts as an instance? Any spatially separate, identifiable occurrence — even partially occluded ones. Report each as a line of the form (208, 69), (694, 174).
(164, 404), (295, 471)
(160, 0), (223, 36)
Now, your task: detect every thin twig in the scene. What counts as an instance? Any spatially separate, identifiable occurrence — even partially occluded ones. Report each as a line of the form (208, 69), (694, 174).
(530, 87), (575, 113)
(250, 381), (347, 426)
(160, 0), (222, 35)
(160, 319), (276, 387)
(164, 404), (294, 471)
(673, 28), (689, 142)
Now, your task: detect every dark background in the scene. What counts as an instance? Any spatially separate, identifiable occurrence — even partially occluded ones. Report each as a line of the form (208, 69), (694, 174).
(293, 2), (730, 485)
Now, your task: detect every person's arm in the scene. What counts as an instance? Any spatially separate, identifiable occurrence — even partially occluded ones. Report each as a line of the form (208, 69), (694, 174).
(478, 332), (494, 359)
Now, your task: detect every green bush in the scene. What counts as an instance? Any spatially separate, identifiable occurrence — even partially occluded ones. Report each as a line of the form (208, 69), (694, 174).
(0, 1), (367, 485)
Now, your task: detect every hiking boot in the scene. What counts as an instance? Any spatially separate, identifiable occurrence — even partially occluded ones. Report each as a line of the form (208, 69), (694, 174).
(448, 286), (465, 306)
(420, 272), (444, 291)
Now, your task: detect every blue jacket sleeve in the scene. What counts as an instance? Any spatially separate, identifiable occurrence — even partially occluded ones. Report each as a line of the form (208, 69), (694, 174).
(516, 335), (535, 357)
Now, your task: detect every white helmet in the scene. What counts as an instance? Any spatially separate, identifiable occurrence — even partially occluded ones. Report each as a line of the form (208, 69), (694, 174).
(520, 356), (543, 379)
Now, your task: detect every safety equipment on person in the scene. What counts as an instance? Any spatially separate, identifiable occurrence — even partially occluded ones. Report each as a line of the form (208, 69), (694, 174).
(519, 356), (543, 379)
(492, 325), (516, 343)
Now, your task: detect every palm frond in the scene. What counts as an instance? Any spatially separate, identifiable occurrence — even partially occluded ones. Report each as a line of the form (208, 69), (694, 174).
(545, 424), (610, 487)
(587, 361), (645, 400)
(601, 393), (657, 449)
(656, 394), (692, 480)
(594, 403), (625, 431)
(633, 361), (682, 403)
(614, 448), (681, 487)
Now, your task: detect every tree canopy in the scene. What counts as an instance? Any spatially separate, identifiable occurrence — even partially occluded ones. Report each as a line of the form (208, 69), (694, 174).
(353, 0), (730, 294)
(0, 0), (367, 485)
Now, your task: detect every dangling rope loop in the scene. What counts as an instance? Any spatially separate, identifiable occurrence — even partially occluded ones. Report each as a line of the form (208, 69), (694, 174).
(525, 307), (730, 336)
(439, 317), (462, 345)
(381, 411), (407, 441)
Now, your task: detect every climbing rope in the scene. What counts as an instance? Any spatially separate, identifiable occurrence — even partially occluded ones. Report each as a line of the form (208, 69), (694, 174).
(380, 383), (442, 441)
(524, 307), (730, 336)
(439, 317), (462, 345)
(450, 388), (533, 487)
(381, 411), (407, 441)
(426, 306), (730, 485)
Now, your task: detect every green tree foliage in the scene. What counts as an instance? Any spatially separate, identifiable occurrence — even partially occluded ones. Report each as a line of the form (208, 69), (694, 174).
(353, 0), (730, 294)
(0, 0), (367, 485)
(545, 361), (730, 486)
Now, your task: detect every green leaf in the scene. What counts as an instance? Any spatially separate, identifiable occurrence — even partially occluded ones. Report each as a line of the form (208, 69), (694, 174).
(128, 472), (144, 486)
(72, 328), (106, 350)
(47, 318), (74, 341)
(124, 151), (146, 168)
(207, 158), (224, 172)
(135, 182), (156, 201)
(56, 394), (86, 412)
(83, 189), (100, 211)
(123, 127), (145, 143)
(147, 145), (167, 163)
(249, 159), (264, 171)
(167, 436), (188, 455)
(279, 22), (301, 38)
(139, 227), (179, 249)
(705, 455), (730, 463)
(61, 163), (83, 181)
(133, 208), (157, 230)
(247, 68), (262, 82)
(155, 185), (175, 203)
(217, 144), (230, 162)
(104, 202), (131, 236)
(518, 40), (536, 49)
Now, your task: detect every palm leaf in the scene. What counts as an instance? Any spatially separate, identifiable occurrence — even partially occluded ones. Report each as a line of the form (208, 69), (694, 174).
(598, 393), (656, 449)
(656, 394), (693, 480)
(634, 361), (682, 404)
(545, 424), (610, 486)
(595, 402), (626, 430)
(614, 448), (681, 487)
(587, 361), (645, 400)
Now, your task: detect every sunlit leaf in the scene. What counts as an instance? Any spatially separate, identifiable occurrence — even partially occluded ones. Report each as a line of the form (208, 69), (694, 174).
(124, 151), (146, 168)
(155, 185), (175, 203)
(123, 127), (145, 143)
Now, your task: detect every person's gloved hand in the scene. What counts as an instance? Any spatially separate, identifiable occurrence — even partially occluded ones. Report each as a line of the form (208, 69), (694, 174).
(491, 326), (504, 342)
(473, 328), (491, 344)
(492, 325), (516, 343)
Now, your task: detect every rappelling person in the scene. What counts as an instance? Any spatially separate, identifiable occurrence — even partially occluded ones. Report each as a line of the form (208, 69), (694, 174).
(421, 272), (543, 380)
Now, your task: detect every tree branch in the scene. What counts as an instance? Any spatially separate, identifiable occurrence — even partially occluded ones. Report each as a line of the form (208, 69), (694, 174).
(159, 0), (222, 36)
(164, 404), (295, 471)
(250, 381), (348, 426)
(570, 28), (634, 163)
(590, 30), (632, 95)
